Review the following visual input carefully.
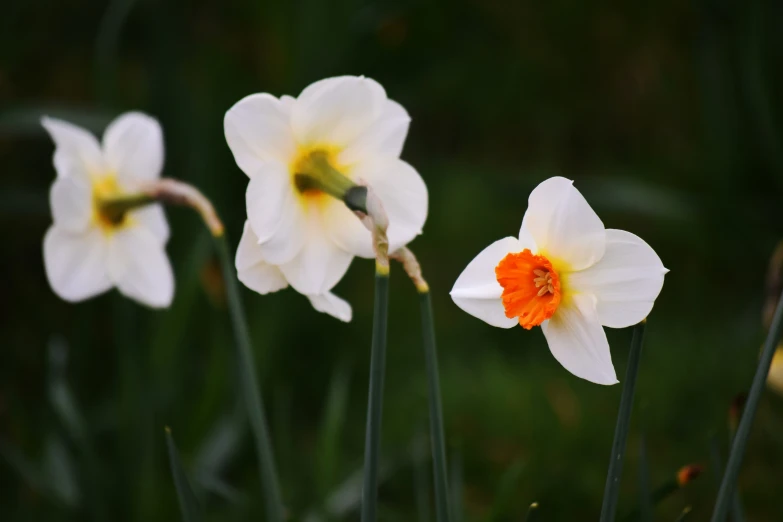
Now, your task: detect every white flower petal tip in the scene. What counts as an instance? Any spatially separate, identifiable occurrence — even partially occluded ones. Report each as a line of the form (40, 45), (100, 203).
(227, 75), (425, 295)
(41, 113), (174, 308)
(307, 292), (353, 322)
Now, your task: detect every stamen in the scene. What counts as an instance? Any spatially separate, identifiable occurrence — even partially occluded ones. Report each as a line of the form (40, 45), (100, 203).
(495, 249), (562, 330)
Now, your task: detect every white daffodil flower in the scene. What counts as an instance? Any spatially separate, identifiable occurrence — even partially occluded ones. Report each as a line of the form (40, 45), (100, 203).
(224, 75), (428, 300)
(41, 113), (174, 308)
(450, 176), (667, 385)
(235, 221), (352, 322)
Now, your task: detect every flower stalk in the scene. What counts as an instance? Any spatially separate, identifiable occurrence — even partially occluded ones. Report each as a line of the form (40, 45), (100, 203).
(711, 286), (783, 522)
(360, 269), (389, 522)
(391, 247), (450, 522)
(599, 320), (647, 522)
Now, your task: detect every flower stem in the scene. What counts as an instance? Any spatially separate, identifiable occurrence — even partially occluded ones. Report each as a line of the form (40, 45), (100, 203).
(360, 271), (390, 522)
(215, 233), (284, 522)
(524, 502), (539, 522)
(599, 321), (647, 522)
(711, 288), (783, 522)
(420, 290), (452, 522)
(164, 427), (203, 522)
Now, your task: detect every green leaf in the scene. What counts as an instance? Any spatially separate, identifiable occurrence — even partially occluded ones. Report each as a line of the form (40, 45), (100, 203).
(165, 428), (203, 522)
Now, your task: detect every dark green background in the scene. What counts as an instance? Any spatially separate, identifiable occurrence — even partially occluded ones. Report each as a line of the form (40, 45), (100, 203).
(2, 0), (783, 520)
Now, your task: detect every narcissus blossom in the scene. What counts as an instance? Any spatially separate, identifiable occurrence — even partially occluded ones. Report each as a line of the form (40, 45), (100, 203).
(236, 221), (352, 322)
(224, 76), (428, 305)
(450, 177), (667, 384)
(41, 113), (173, 308)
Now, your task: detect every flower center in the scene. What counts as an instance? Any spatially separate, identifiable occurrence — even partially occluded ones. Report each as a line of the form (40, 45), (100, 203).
(290, 148), (354, 205)
(495, 249), (562, 329)
(92, 175), (129, 232)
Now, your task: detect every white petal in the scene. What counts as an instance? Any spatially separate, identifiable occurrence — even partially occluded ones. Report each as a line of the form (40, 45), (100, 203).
(224, 93), (296, 176)
(235, 221), (289, 295)
(338, 99), (410, 165)
(450, 236), (524, 328)
(41, 116), (105, 180)
(291, 76), (387, 147)
(541, 293), (618, 385)
(324, 159), (428, 258)
(567, 229), (666, 328)
(50, 177), (92, 232)
(245, 163), (307, 264)
(307, 292), (353, 322)
(102, 112), (164, 183)
(107, 226), (174, 308)
(130, 204), (169, 244)
(522, 177), (606, 271)
(43, 226), (112, 302)
(279, 208), (353, 295)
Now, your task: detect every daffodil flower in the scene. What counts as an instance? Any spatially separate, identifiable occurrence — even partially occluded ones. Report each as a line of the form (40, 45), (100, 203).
(235, 221), (352, 322)
(224, 76), (428, 299)
(41, 113), (174, 308)
(450, 177), (667, 384)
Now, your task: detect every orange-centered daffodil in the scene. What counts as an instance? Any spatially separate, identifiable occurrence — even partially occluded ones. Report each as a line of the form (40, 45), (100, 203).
(450, 177), (667, 385)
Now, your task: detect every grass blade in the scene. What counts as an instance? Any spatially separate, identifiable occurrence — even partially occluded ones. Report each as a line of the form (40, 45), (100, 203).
(215, 233), (284, 522)
(316, 362), (352, 498)
(675, 506), (693, 522)
(600, 321), (647, 522)
(165, 428), (203, 522)
(711, 287), (783, 522)
(360, 271), (390, 522)
(524, 502), (539, 522)
(621, 464), (702, 521)
(420, 290), (453, 522)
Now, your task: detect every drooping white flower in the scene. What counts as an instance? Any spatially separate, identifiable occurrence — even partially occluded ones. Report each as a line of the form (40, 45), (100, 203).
(224, 76), (428, 303)
(450, 176), (667, 385)
(41, 113), (174, 308)
(235, 221), (352, 322)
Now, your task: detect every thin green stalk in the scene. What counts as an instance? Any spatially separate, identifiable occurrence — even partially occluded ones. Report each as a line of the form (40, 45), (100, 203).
(711, 287), (783, 522)
(675, 507), (692, 522)
(419, 290), (453, 522)
(165, 428), (203, 522)
(215, 234), (284, 522)
(600, 321), (647, 522)
(450, 449), (463, 522)
(360, 272), (390, 522)
(726, 429), (746, 522)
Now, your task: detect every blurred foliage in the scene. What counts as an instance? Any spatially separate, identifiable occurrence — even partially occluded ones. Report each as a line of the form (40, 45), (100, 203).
(2, 0), (783, 520)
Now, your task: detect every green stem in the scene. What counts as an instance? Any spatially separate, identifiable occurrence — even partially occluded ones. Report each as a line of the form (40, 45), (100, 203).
(420, 291), (452, 522)
(599, 321), (647, 522)
(215, 234), (284, 522)
(726, 429), (746, 522)
(360, 272), (390, 522)
(165, 428), (203, 522)
(674, 507), (693, 522)
(711, 287), (783, 522)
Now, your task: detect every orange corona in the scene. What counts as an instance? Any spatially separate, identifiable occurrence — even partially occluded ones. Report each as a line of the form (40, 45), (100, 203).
(495, 249), (561, 329)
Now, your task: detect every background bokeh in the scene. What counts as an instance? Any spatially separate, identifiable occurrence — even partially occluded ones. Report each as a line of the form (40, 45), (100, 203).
(2, 0), (783, 520)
